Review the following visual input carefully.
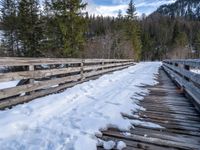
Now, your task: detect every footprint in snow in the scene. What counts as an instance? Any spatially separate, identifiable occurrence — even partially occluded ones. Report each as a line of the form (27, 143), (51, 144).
(105, 101), (121, 106)
(80, 87), (88, 93)
(85, 95), (98, 101)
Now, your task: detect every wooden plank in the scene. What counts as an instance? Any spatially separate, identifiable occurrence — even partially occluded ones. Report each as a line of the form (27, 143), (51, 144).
(164, 63), (200, 86)
(144, 95), (189, 101)
(163, 59), (200, 68)
(140, 109), (200, 121)
(0, 57), (134, 66)
(0, 75), (98, 109)
(142, 102), (193, 108)
(141, 100), (193, 107)
(108, 128), (200, 147)
(132, 127), (200, 144)
(102, 130), (200, 150)
(0, 74), (81, 99)
(137, 115), (200, 130)
(0, 67), (81, 82)
(84, 65), (130, 78)
(143, 109), (200, 117)
(101, 135), (176, 150)
(144, 107), (198, 116)
(0, 58), (81, 66)
(142, 104), (197, 112)
(133, 124), (200, 137)
(0, 62), (133, 82)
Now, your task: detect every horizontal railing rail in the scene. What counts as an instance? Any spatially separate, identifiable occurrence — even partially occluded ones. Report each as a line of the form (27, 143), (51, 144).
(163, 59), (200, 111)
(0, 57), (135, 109)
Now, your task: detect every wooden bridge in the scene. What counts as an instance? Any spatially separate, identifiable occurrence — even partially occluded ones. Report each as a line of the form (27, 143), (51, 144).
(98, 59), (200, 150)
(0, 58), (200, 149)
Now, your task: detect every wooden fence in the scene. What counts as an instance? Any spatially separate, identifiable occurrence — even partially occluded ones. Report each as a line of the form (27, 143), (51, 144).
(0, 57), (135, 109)
(163, 59), (200, 111)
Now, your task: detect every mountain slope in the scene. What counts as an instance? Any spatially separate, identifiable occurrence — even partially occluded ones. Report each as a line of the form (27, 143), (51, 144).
(155, 0), (200, 20)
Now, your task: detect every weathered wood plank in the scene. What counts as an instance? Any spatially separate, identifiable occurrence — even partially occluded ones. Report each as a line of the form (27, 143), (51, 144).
(101, 135), (176, 150)
(164, 63), (200, 85)
(163, 65), (200, 111)
(164, 59), (200, 68)
(103, 130), (200, 150)
(0, 74), (81, 99)
(132, 127), (200, 144)
(0, 62), (132, 82)
(0, 67), (81, 82)
(0, 57), (134, 66)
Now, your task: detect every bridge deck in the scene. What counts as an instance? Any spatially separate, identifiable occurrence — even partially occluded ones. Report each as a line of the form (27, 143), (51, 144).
(98, 68), (200, 150)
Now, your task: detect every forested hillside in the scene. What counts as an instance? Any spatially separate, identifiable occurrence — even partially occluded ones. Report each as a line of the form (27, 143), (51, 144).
(142, 0), (200, 60)
(0, 0), (200, 60)
(156, 0), (200, 20)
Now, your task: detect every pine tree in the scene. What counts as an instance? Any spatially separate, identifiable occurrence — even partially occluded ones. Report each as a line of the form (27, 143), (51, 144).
(51, 0), (87, 57)
(174, 32), (188, 47)
(18, 0), (42, 56)
(126, 0), (137, 20)
(117, 9), (122, 19)
(194, 30), (200, 57)
(0, 0), (19, 56)
(125, 0), (142, 61)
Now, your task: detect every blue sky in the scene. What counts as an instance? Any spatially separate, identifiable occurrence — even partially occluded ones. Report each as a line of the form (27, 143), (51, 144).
(84, 0), (176, 17)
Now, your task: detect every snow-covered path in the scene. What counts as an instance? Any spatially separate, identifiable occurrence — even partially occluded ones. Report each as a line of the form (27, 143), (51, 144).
(0, 62), (161, 150)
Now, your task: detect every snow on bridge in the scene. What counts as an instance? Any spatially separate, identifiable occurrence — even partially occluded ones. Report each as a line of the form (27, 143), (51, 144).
(0, 62), (161, 150)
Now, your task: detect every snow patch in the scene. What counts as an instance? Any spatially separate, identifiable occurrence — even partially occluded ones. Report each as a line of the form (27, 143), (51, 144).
(0, 80), (19, 90)
(116, 141), (126, 150)
(131, 120), (164, 129)
(103, 140), (116, 150)
(190, 69), (200, 74)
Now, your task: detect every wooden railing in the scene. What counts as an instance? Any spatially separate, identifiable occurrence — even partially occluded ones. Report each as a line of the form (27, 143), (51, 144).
(0, 57), (135, 109)
(163, 59), (200, 111)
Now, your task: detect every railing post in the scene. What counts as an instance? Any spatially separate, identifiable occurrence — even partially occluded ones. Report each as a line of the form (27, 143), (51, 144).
(29, 65), (35, 94)
(184, 64), (190, 70)
(81, 59), (84, 80)
(184, 64), (190, 81)
(102, 61), (104, 70)
(29, 65), (34, 83)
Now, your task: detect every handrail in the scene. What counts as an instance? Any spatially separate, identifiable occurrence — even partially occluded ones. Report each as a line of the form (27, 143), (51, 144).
(163, 59), (200, 111)
(0, 57), (135, 109)
(0, 57), (133, 66)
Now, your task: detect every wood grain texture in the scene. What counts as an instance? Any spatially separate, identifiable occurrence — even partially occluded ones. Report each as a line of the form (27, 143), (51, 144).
(97, 69), (200, 150)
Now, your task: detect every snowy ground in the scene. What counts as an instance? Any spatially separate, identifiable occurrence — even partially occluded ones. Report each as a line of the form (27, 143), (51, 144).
(190, 69), (200, 74)
(0, 80), (19, 90)
(0, 67), (20, 90)
(0, 62), (161, 150)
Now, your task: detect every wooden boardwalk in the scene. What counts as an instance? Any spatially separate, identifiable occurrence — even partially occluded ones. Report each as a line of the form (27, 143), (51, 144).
(98, 68), (200, 150)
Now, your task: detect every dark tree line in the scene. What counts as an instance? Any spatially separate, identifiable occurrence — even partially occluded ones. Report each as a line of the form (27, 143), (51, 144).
(0, 0), (200, 60)
(0, 0), (142, 60)
(140, 0), (200, 60)
(0, 0), (87, 57)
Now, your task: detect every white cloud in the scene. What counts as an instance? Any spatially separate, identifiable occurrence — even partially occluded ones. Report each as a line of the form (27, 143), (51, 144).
(95, 5), (128, 17)
(136, 0), (176, 8)
(83, 0), (177, 17)
(83, 0), (128, 17)
(112, 0), (130, 5)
